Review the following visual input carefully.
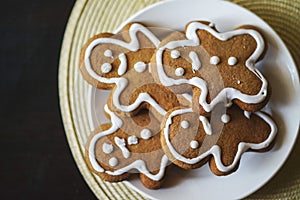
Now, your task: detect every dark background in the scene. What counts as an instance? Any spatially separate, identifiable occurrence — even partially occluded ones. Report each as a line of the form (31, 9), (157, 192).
(0, 0), (96, 199)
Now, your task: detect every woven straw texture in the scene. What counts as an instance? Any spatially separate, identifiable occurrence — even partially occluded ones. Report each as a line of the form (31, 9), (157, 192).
(59, 0), (300, 199)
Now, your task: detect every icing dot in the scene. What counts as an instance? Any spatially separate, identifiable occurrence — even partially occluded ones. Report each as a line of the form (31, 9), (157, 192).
(109, 157), (118, 167)
(209, 22), (215, 27)
(228, 57), (238, 66)
(102, 143), (114, 154)
(171, 50), (180, 59)
(128, 135), (138, 145)
(237, 80), (241, 85)
(140, 129), (152, 140)
(175, 67), (185, 76)
(190, 140), (199, 149)
(210, 56), (220, 65)
(181, 120), (190, 129)
(104, 49), (113, 57)
(221, 114), (230, 124)
(134, 62), (147, 73)
(101, 63), (112, 74)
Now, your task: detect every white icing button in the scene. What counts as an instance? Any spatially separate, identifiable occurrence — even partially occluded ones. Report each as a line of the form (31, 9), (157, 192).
(181, 120), (190, 129)
(134, 62), (147, 73)
(171, 50), (180, 59)
(101, 63), (112, 74)
(210, 56), (220, 65)
(221, 114), (230, 124)
(228, 57), (238, 66)
(190, 140), (199, 149)
(109, 157), (118, 167)
(237, 80), (241, 85)
(140, 129), (152, 140)
(128, 135), (138, 145)
(102, 143), (114, 154)
(175, 67), (185, 76)
(104, 49), (113, 57)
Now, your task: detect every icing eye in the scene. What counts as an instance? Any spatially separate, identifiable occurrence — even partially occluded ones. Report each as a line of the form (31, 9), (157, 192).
(175, 67), (185, 76)
(210, 56), (220, 65)
(228, 57), (238, 66)
(104, 49), (113, 57)
(190, 140), (199, 149)
(128, 135), (138, 145)
(109, 157), (119, 167)
(171, 50), (180, 59)
(221, 114), (230, 124)
(101, 63), (112, 74)
(140, 129), (152, 140)
(134, 62), (147, 73)
(102, 143), (114, 154)
(181, 120), (190, 129)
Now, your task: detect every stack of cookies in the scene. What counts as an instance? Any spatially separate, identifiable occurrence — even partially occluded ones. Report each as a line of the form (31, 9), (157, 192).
(80, 21), (277, 189)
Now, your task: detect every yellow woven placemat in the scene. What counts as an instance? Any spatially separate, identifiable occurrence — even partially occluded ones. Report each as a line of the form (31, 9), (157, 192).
(59, 0), (300, 199)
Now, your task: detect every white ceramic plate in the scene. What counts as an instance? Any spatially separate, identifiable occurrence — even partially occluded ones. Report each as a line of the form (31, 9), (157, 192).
(87, 0), (300, 199)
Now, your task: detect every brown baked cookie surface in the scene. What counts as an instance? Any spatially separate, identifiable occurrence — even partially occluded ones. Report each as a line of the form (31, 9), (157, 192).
(161, 104), (277, 175)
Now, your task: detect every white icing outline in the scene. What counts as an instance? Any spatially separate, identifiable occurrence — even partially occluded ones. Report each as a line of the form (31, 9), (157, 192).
(84, 23), (166, 116)
(156, 21), (268, 112)
(163, 108), (277, 172)
(88, 104), (168, 181)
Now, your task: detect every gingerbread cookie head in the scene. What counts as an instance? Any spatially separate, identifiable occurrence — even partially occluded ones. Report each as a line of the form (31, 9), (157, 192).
(161, 104), (277, 175)
(153, 21), (269, 114)
(85, 105), (170, 189)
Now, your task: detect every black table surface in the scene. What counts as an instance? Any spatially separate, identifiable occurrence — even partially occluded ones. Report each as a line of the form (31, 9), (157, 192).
(0, 0), (96, 199)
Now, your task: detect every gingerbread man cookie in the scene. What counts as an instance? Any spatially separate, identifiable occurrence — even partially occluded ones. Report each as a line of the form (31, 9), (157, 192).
(85, 105), (169, 189)
(152, 21), (270, 115)
(161, 104), (277, 175)
(80, 22), (180, 119)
